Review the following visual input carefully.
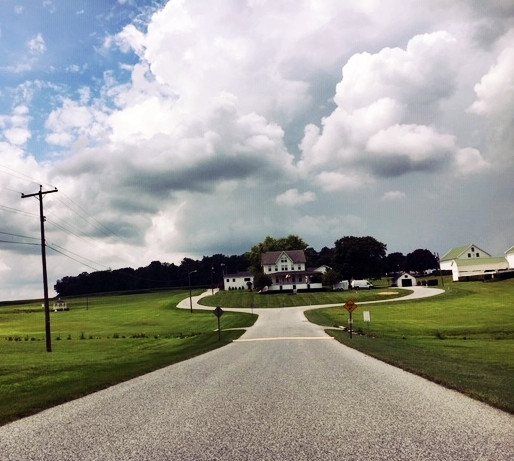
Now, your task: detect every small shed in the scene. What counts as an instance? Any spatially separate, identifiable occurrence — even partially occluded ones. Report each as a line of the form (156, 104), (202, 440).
(395, 272), (417, 287)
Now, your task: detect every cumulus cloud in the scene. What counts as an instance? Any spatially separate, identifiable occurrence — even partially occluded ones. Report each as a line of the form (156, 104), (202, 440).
(1, 106), (31, 146)
(299, 30), (488, 183)
(469, 43), (514, 165)
(275, 189), (316, 207)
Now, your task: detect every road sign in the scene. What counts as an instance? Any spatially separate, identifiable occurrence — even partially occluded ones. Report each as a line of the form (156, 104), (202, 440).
(213, 306), (224, 341)
(363, 311), (370, 322)
(344, 300), (357, 313)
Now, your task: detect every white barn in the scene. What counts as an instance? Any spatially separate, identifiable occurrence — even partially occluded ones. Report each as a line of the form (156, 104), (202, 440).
(505, 245), (514, 269)
(439, 244), (492, 271)
(450, 258), (509, 281)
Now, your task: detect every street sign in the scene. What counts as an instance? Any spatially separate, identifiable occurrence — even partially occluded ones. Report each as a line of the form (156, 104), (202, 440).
(343, 300), (357, 339)
(344, 300), (357, 313)
(213, 306), (224, 341)
(363, 311), (370, 322)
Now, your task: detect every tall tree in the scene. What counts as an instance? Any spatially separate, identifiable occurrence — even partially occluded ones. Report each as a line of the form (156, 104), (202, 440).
(405, 249), (438, 273)
(385, 252), (406, 274)
(333, 236), (387, 279)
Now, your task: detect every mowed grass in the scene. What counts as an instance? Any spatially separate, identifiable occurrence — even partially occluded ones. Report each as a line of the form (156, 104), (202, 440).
(199, 287), (410, 308)
(304, 279), (514, 413)
(0, 289), (257, 425)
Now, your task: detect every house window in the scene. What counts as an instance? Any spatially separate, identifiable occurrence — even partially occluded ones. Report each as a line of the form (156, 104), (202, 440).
(275, 266), (278, 271)
(476, 253), (480, 257)
(281, 265), (288, 271)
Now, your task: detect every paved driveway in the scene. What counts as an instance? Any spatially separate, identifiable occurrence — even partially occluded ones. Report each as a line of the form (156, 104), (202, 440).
(0, 287), (512, 460)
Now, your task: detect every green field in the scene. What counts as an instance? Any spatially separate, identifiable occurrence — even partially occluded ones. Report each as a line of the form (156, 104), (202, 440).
(304, 279), (514, 413)
(199, 287), (410, 308)
(2, 280), (512, 425)
(0, 289), (257, 425)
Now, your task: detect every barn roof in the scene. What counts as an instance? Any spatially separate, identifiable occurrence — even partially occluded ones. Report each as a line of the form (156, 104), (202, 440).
(440, 244), (491, 261)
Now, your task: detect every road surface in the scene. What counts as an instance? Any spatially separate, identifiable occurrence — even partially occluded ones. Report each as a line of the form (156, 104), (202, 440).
(0, 288), (512, 460)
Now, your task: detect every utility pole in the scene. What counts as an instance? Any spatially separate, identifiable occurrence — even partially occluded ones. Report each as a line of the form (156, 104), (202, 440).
(22, 185), (58, 352)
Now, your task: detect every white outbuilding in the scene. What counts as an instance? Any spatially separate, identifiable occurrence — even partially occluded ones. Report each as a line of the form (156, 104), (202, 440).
(395, 272), (417, 287)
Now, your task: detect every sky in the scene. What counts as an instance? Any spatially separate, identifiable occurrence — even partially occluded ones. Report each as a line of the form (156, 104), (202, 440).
(0, 0), (513, 300)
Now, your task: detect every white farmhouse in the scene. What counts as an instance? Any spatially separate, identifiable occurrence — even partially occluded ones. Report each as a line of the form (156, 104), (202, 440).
(261, 250), (322, 292)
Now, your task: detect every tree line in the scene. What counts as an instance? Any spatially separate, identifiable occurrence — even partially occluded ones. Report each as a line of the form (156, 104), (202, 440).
(54, 235), (439, 296)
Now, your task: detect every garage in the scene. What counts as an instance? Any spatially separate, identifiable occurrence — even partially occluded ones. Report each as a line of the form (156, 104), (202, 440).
(395, 272), (416, 287)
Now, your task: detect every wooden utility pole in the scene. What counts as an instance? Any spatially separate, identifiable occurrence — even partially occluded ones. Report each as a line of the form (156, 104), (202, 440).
(22, 185), (58, 352)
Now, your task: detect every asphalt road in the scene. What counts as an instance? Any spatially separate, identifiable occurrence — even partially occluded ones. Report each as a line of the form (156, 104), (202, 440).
(1, 288), (513, 460)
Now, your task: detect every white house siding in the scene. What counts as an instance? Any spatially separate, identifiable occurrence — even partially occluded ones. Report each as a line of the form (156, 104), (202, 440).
(225, 273), (254, 290)
(505, 246), (514, 269)
(452, 258), (509, 281)
(440, 244), (492, 272)
(395, 273), (417, 287)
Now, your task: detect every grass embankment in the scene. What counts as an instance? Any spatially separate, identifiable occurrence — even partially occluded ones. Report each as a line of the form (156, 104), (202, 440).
(0, 289), (257, 426)
(305, 280), (514, 413)
(199, 287), (410, 308)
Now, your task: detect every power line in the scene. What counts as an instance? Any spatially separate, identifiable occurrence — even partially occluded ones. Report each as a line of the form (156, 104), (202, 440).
(46, 244), (106, 272)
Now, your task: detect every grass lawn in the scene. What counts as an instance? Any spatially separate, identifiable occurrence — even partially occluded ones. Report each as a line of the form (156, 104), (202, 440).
(199, 286), (410, 308)
(304, 279), (514, 413)
(0, 289), (257, 426)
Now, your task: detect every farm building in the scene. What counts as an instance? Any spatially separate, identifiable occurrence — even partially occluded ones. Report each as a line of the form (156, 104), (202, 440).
(224, 271), (254, 290)
(505, 245), (514, 269)
(394, 272), (417, 287)
(439, 244), (492, 272)
(449, 257), (509, 281)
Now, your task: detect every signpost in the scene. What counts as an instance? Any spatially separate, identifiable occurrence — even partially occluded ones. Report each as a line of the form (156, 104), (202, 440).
(213, 306), (224, 341)
(344, 300), (358, 338)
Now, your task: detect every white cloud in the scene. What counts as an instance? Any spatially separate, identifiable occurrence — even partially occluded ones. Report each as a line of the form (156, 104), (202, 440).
(454, 148), (490, 175)
(299, 30), (486, 184)
(469, 46), (514, 117)
(381, 190), (406, 201)
(28, 33), (46, 55)
(275, 189), (316, 207)
(1, 105), (31, 146)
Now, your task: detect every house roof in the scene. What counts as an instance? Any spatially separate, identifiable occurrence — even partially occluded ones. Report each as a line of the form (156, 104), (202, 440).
(261, 250), (306, 266)
(440, 244), (491, 261)
(453, 257), (508, 268)
(225, 271), (253, 278)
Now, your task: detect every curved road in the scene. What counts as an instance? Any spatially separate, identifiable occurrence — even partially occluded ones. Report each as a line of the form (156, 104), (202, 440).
(0, 288), (512, 460)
